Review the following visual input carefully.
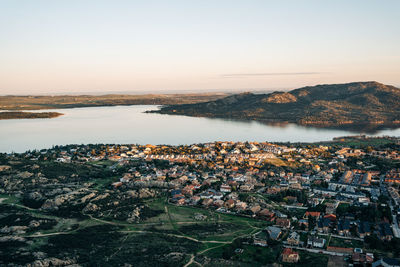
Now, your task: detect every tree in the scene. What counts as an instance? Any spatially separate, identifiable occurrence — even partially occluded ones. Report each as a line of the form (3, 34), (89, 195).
(308, 215), (316, 230)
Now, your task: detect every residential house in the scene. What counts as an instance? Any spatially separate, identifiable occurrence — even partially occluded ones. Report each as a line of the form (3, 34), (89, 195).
(176, 198), (186, 205)
(202, 198), (213, 207)
(353, 252), (374, 266)
(307, 236), (326, 248)
(317, 217), (331, 233)
(298, 219), (309, 229)
(323, 213), (337, 222)
(358, 221), (371, 238)
(286, 195), (297, 203)
(190, 196), (200, 205)
(258, 209), (275, 222)
(236, 201), (248, 211)
(378, 223), (394, 241)
(212, 192), (224, 200)
(220, 184), (232, 193)
(181, 185), (194, 196)
(281, 248), (300, 263)
(267, 226), (282, 240)
(372, 258), (400, 267)
(250, 205), (261, 215)
(325, 202), (338, 214)
(275, 218), (291, 229)
(240, 184), (254, 191)
(337, 219), (350, 236)
(286, 232), (300, 246)
(304, 211), (321, 219)
(214, 199), (224, 207)
(224, 199), (235, 209)
(308, 198), (320, 207)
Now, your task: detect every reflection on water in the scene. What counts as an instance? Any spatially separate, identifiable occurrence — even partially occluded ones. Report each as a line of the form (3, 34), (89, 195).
(1, 105), (399, 153)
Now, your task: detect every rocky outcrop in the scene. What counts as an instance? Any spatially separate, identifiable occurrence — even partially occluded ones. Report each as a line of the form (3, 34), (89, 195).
(82, 203), (99, 213)
(27, 257), (77, 267)
(0, 226), (28, 234)
(17, 171), (34, 179)
(80, 192), (96, 203)
(263, 92), (297, 103)
(0, 235), (26, 242)
(126, 206), (142, 223)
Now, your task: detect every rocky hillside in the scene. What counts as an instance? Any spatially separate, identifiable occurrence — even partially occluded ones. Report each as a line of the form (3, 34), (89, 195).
(153, 82), (400, 131)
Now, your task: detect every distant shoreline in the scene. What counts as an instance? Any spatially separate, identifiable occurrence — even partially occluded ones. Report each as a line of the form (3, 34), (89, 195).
(0, 111), (64, 120)
(0, 93), (228, 111)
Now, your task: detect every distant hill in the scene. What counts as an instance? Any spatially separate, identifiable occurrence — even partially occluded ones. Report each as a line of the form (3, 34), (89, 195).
(0, 93), (228, 111)
(152, 82), (400, 131)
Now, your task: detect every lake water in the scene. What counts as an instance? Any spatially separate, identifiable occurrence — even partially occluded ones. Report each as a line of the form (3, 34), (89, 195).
(1, 105), (400, 153)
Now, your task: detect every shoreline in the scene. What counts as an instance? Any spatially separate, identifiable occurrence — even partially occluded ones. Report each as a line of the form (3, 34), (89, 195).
(0, 111), (64, 120)
(151, 110), (400, 133)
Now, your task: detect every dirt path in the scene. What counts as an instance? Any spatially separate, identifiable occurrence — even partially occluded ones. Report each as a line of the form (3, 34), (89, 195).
(26, 232), (71, 238)
(83, 207), (258, 267)
(10, 203), (36, 211)
(18, 205), (257, 267)
(183, 254), (195, 267)
(198, 243), (226, 255)
(183, 254), (202, 267)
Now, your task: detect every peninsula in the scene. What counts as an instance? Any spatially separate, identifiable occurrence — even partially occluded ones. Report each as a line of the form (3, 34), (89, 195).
(152, 82), (400, 131)
(0, 111), (63, 120)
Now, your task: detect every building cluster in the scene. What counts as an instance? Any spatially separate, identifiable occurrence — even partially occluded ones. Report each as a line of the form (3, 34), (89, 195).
(11, 138), (400, 265)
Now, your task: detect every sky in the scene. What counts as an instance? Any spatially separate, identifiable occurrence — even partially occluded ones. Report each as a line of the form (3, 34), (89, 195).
(0, 0), (399, 95)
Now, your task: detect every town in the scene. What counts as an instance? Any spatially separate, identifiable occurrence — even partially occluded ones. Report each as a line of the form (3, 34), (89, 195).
(1, 136), (400, 266)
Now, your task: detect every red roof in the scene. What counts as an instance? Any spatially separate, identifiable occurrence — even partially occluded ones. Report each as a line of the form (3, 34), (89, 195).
(282, 248), (298, 256)
(305, 211), (321, 217)
(324, 214), (337, 221)
(259, 209), (274, 217)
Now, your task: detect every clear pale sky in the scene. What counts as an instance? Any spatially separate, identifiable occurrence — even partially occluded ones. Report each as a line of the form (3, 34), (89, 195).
(0, 0), (399, 94)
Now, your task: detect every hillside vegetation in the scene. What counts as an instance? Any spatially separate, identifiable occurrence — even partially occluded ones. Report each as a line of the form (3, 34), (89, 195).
(153, 82), (400, 131)
(0, 111), (63, 120)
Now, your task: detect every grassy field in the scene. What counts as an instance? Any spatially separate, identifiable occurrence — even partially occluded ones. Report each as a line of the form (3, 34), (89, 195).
(297, 251), (329, 266)
(0, 194), (18, 205)
(0, 194), (334, 267)
(90, 176), (118, 190)
(225, 244), (281, 265)
(328, 237), (364, 248)
(142, 197), (265, 243)
(198, 243), (329, 266)
(322, 137), (398, 148)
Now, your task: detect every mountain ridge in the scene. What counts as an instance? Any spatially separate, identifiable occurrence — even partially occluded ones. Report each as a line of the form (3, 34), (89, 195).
(152, 81), (400, 132)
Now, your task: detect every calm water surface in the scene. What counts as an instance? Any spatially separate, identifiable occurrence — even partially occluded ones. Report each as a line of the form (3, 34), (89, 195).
(1, 105), (400, 153)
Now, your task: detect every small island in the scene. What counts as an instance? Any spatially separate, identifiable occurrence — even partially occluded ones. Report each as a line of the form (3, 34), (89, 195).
(0, 111), (64, 120)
